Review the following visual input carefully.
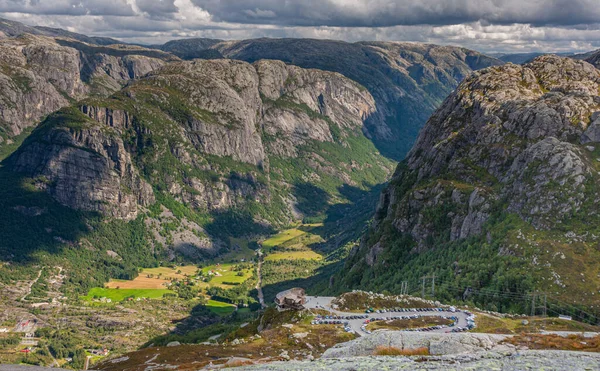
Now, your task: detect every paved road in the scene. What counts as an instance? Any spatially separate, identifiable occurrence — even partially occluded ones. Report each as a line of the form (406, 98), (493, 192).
(304, 296), (472, 336)
(255, 250), (266, 309)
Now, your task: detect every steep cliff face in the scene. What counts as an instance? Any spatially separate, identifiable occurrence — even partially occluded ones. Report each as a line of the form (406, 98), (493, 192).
(10, 109), (154, 220)
(7, 59), (391, 237)
(585, 49), (600, 69)
(0, 34), (168, 148)
(157, 38), (502, 159)
(342, 56), (600, 309)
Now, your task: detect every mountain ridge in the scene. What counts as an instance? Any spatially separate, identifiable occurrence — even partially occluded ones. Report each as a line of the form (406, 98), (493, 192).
(340, 55), (600, 314)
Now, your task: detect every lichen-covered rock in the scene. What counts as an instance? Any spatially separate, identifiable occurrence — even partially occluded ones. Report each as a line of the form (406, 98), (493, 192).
(232, 351), (600, 370)
(322, 331), (513, 358)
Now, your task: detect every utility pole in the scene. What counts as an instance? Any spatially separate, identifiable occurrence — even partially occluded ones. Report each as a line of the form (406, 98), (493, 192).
(421, 275), (436, 298)
(530, 293), (536, 317)
(542, 294), (547, 317)
(400, 281), (408, 295)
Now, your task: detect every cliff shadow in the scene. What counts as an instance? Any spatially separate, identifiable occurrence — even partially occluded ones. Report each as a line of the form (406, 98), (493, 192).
(291, 182), (331, 219)
(300, 182), (386, 254)
(204, 209), (276, 240)
(0, 164), (91, 264)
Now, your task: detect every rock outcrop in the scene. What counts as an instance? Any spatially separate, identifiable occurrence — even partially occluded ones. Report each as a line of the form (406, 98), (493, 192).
(322, 331), (513, 358)
(0, 33), (169, 148)
(343, 55), (600, 308)
(156, 38), (502, 159)
(585, 49), (600, 69)
(7, 58), (388, 231)
(232, 351), (600, 370)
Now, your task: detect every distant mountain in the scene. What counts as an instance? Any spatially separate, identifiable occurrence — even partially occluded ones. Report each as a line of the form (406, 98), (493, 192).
(0, 17), (122, 45)
(341, 55), (600, 315)
(158, 38), (223, 60)
(584, 49), (600, 68)
(492, 52), (575, 64)
(156, 38), (503, 160)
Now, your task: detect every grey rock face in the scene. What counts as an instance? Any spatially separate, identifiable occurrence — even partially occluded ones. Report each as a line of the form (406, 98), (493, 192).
(10, 122), (154, 220)
(233, 351), (600, 371)
(322, 331), (513, 358)
(164, 37), (501, 159)
(9, 58), (377, 220)
(367, 56), (600, 250)
(0, 34), (166, 145)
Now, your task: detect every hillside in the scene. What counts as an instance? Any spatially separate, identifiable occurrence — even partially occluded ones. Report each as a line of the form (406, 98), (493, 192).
(0, 33), (174, 157)
(0, 16), (122, 45)
(340, 55), (600, 315)
(157, 38), (502, 160)
(0, 58), (394, 292)
(585, 49), (600, 68)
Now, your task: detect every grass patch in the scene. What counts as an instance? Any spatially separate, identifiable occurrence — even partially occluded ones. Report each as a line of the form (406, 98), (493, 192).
(262, 228), (306, 248)
(504, 334), (600, 352)
(202, 264), (253, 288)
(373, 346), (429, 356)
(471, 313), (600, 334)
(332, 292), (434, 312)
(206, 299), (237, 316)
(82, 287), (173, 302)
(265, 250), (322, 261)
(105, 266), (202, 290)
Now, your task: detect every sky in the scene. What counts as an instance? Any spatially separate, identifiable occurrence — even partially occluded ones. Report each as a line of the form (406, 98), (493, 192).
(0, 0), (599, 54)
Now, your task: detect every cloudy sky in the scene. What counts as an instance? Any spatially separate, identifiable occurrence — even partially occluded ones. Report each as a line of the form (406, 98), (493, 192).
(1, 0), (599, 53)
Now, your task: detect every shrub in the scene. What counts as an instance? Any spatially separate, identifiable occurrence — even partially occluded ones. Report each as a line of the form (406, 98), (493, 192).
(373, 346), (429, 356)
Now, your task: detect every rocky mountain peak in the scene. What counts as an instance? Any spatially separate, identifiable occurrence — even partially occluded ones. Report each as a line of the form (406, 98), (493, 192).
(342, 55), (600, 307)
(6, 57), (386, 225)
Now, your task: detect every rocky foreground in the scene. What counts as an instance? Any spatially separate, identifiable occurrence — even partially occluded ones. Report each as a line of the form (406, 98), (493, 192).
(234, 332), (600, 370)
(235, 351), (600, 370)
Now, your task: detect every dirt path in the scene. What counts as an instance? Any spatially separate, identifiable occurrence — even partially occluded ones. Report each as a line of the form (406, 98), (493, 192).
(256, 249), (266, 309)
(21, 268), (43, 301)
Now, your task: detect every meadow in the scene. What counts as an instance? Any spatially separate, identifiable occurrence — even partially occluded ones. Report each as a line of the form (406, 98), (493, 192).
(82, 287), (173, 301)
(201, 263), (254, 288)
(262, 228), (306, 248)
(265, 250), (322, 261)
(105, 265), (203, 290)
(206, 299), (237, 316)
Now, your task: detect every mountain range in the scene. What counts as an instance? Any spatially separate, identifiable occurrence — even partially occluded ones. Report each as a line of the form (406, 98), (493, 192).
(0, 15), (600, 313)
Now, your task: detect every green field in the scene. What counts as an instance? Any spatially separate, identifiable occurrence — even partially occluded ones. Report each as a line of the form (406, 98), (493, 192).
(201, 264), (253, 287)
(265, 250), (323, 261)
(206, 299), (237, 316)
(82, 288), (173, 302)
(262, 228), (306, 248)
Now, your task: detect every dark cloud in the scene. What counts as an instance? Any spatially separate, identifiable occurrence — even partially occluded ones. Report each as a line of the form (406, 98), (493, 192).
(0, 0), (599, 53)
(136, 0), (178, 20)
(192, 0), (600, 28)
(0, 0), (135, 16)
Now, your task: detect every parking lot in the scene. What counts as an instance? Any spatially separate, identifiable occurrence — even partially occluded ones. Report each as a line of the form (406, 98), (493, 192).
(305, 296), (475, 336)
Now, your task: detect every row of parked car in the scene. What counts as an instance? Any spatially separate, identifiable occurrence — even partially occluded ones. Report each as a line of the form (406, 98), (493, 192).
(314, 314), (369, 321)
(367, 307), (457, 314)
(311, 319), (349, 325)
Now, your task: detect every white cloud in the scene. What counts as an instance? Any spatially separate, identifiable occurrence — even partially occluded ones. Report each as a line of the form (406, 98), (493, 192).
(0, 0), (599, 53)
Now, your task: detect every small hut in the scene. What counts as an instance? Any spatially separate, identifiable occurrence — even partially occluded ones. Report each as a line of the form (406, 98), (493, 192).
(274, 288), (306, 310)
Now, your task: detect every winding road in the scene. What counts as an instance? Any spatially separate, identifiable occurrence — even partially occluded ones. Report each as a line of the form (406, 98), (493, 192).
(21, 268), (43, 301)
(304, 296), (472, 336)
(256, 249), (266, 309)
